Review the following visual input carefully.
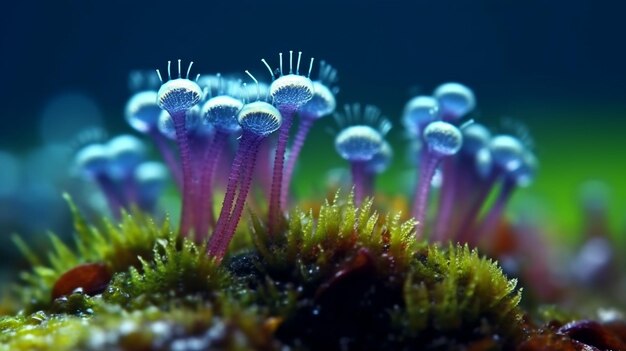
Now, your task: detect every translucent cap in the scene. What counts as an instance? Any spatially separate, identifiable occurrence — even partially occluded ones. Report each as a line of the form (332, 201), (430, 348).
(461, 123), (491, 154)
(365, 140), (393, 174)
(75, 144), (110, 176)
(299, 81), (336, 119)
(237, 101), (282, 136)
(202, 95), (244, 134)
(157, 79), (203, 114)
(335, 125), (384, 162)
(433, 82), (476, 120)
(269, 74), (314, 112)
(490, 135), (525, 172)
(402, 96), (439, 136)
(423, 121), (463, 157)
(107, 134), (146, 169)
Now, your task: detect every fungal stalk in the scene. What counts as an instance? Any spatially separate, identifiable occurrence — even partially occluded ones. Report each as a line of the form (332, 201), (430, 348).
(455, 134), (527, 245)
(281, 61), (338, 206)
(156, 60), (202, 238)
(433, 122), (490, 242)
(363, 140), (393, 197)
(431, 83), (475, 241)
(334, 104), (391, 205)
(476, 149), (537, 244)
(208, 75), (282, 259)
(402, 96), (439, 138)
(125, 90), (182, 188)
(412, 121), (463, 239)
(158, 105), (215, 240)
(106, 134), (147, 205)
(199, 90), (244, 238)
(74, 143), (124, 216)
(261, 51), (315, 235)
(433, 82), (476, 122)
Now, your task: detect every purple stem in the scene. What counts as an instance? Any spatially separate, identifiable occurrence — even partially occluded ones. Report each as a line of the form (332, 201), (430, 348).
(219, 138), (263, 259)
(208, 132), (256, 257)
(455, 173), (499, 245)
(95, 174), (124, 219)
(171, 111), (194, 238)
(474, 177), (516, 245)
(255, 140), (274, 198)
(412, 151), (442, 239)
(363, 172), (375, 202)
(351, 161), (368, 205)
(281, 115), (314, 207)
(195, 131), (228, 242)
(189, 133), (212, 241)
(437, 158), (475, 242)
(432, 158), (458, 242)
(148, 129), (182, 189)
(268, 109), (294, 235)
(410, 149), (428, 216)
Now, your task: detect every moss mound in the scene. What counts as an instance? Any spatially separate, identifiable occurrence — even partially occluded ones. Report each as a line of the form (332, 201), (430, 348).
(1, 192), (527, 350)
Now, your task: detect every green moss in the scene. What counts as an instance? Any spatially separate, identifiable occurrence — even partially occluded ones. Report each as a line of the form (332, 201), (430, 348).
(0, 303), (279, 351)
(14, 195), (172, 311)
(104, 237), (230, 309)
(235, 191), (524, 349)
(3, 191), (528, 350)
(399, 244), (524, 347)
(249, 191), (418, 280)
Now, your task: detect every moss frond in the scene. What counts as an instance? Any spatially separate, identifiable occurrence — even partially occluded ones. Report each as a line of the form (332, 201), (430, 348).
(15, 196), (172, 310)
(6, 190), (528, 350)
(105, 237), (230, 309)
(400, 244), (524, 346)
(238, 191), (524, 348)
(251, 189), (419, 282)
